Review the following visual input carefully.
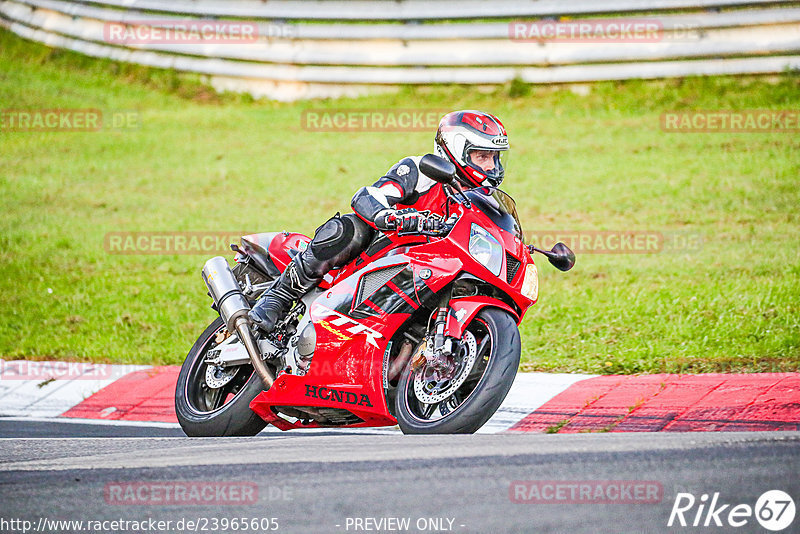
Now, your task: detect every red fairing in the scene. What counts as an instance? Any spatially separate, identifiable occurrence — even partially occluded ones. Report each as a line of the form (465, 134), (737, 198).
(445, 296), (519, 339)
(249, 258), (416, 429)
(247, 187), (539, 431)
(267, 232), (311, 272)
(405, 204), (535, 315)
(326, 233), (427, 288)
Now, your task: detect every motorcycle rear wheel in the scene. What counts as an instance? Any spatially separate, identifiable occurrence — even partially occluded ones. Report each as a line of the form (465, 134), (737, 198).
(395, 307), (520, 434)
(175, 317), (269, 437)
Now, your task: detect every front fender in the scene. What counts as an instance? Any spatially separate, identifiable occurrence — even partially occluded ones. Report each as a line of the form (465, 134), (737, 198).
(445, 296), (520, 339)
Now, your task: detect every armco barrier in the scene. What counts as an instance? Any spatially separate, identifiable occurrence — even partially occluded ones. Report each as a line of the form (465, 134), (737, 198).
(0, 0), (798, 99)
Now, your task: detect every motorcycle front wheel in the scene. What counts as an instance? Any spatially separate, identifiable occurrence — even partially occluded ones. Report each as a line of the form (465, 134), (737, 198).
(395, 307), (521, 434)
(175, 317), (270, 436)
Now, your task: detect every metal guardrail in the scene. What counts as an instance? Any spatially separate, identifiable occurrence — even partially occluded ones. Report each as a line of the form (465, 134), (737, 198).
(6, 1), (800, 66)
(3, 15), (798, 83)
(11, 0), (800, 40)
(63, 0), (800, 21)
(1, 0), (798, 100)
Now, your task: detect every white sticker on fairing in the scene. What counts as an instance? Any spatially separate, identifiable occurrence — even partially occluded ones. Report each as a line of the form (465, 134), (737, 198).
(313, 304), (384, 348)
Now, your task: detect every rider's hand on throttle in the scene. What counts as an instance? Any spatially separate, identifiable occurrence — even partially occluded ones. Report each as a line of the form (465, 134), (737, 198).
(395, 209), (426, 234)
(375, 208), (422, 233)
(375, 209), (448, 236)
(422, 217), (446, 234)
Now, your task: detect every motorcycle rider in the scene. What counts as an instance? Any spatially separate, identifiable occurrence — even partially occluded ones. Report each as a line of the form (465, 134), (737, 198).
(248, 110), (509, 334)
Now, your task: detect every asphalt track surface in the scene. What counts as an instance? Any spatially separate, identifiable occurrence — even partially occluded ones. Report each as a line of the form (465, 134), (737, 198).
(1, 421), (798, 534)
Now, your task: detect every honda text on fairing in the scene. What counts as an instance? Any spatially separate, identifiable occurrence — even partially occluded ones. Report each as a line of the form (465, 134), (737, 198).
(175, 155), (575, 435)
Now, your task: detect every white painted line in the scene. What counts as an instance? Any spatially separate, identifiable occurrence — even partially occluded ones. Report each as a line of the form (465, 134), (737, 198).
(0, 416), (181, 429)
(477, 372), (597, 433)
(0, 360), (597, 434)
(0, 361), (151, 417)
(0, 416), (402, 435)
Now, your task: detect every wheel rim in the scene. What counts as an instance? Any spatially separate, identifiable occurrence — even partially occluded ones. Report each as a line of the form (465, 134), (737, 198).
(183, 323), (256, 415)
(402, 317), (493, 423)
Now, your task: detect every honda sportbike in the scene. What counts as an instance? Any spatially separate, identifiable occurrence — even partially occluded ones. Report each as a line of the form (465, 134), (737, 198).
(175, 155), (574, 435)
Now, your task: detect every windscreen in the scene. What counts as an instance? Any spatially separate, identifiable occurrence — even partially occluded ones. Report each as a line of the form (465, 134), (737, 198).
(464, 187), (524, 241)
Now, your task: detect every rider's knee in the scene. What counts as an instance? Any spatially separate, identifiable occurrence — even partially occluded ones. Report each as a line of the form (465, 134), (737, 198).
(304, 213), (374, 276)
(342, 213), (373, 253)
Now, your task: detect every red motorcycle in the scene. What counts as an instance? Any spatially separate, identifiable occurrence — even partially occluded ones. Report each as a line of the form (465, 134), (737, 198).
(175, 155), (574, 435)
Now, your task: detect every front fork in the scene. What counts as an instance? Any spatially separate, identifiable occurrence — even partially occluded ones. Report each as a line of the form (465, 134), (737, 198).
(414, 292), (457, 375)
(415, 290), (520, 373)
(430, 294), (521, 356)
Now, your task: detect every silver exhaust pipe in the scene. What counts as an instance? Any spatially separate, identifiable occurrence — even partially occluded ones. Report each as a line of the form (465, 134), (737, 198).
(202, 256), (274, 389)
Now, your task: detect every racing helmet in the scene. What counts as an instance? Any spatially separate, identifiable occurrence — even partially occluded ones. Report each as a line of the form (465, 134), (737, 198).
(434, 110), (509, 189)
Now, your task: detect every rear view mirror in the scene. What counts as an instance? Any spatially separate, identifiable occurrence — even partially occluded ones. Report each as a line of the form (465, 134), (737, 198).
(528, 242), (576, 272)
(547, 242), (576, 272)
(419, 154), (456, 184)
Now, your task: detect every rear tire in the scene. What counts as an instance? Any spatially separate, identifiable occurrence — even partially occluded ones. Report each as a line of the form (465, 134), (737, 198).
(395, 308), (520, 434)
(175, 317), (269, 437)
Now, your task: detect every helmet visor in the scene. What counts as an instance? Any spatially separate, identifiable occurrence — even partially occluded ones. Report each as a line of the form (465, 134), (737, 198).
(465, 148), (507, 184)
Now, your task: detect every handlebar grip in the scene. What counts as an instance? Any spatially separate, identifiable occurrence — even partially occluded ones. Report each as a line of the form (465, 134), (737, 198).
(422, 219), (453, 236)
(395, 216), (453, 237)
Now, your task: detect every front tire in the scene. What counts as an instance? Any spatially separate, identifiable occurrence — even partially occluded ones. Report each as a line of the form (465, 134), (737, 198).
(175, 317), (269, 436)
(395, 308), (520, 434)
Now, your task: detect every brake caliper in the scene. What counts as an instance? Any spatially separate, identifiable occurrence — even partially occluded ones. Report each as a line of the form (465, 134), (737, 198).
(413, 331), (478, 404)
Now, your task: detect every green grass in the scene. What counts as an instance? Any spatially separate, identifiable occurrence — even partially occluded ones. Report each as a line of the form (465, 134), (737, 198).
(1, 28), (798, 373)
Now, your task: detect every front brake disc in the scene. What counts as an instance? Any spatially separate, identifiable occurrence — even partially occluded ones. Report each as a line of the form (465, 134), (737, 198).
(205, 364), (239, 389)
(413, 331), (478, 404)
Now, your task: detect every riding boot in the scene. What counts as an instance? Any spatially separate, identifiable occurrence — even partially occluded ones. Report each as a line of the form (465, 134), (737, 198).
(248, 255), (321, 334)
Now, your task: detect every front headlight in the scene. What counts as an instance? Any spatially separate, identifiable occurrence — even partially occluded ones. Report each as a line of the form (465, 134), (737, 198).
(469, 224), (503, 276)
(521, 263), (538, 301)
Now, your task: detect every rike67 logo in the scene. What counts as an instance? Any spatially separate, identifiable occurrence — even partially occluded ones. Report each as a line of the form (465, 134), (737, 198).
(668, 490), (795, 531)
